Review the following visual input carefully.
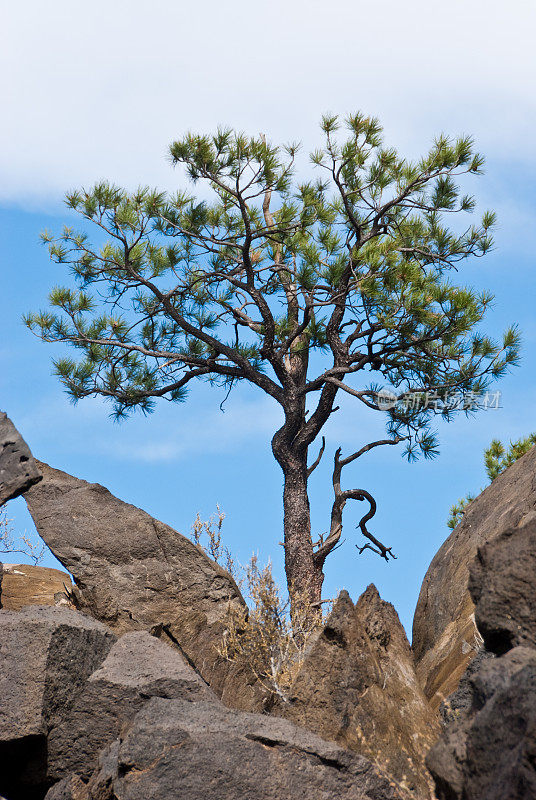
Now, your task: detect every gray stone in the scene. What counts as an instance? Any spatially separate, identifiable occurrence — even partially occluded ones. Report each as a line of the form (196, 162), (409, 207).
(0, 606), (115, 800)
(412, 444), (536, 711)
(274, 586), (439, 798)
(84, 696), (407, 800)
(23, 462), (261, 708)
(439, 648), (495, 726)
(44, 775), (87, 800)
(427, 647), (536, 800)
(47, 630), (215, 782)
(0, 411), (41, 505)
(469, 516), (536, 654)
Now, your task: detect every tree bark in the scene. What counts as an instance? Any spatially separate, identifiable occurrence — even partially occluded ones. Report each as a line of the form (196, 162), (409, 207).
(281, 459), (324, 614)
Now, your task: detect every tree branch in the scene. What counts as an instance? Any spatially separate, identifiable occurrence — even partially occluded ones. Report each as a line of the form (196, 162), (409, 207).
(307, 436), (326, 477)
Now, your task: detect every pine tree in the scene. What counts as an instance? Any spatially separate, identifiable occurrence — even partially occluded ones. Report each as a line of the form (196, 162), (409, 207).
(447, 432), (535, 528)
(26, 113), (520, 615)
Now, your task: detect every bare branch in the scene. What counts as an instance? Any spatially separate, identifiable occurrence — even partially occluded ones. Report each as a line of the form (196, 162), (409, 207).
(313, 444), (397, 568)
(307, 436), (326, 477)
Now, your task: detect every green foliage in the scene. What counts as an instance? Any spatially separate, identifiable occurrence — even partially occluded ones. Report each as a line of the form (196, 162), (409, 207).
(447, 433), (536, 528)
(447, 494), (476, 530)
(484, 433), (536, 481)
(26, 113), (519, 460)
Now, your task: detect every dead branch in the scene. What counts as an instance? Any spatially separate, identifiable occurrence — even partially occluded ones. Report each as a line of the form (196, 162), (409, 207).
(353, 487), (396, 562)
(313, 446), (396, 568)
(307, 436), (326, 477)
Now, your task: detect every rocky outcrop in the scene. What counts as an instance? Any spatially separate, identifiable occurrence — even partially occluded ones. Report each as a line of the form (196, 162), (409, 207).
(23, 461), (262, 709)
(427, 516), (536, 799)
(0, 564), (73, 611)
(44, 776), (87, 800)
(80, 697), (406, 800)
(439, 648), (495, 726)
(275, 586), (439, 798)
(469, 515), (536, 654)
(412, 445), (536, 711)
(428, 646), (536, 800)
(2, 606), (407, 800)
(0, 411), (41, 505)
(0, 606), (116, 800)
(46, 630), (214, 783)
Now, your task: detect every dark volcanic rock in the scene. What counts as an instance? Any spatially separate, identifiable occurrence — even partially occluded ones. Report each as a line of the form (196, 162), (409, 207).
(428, 646), (536, 800)
(469, 516), (536, 654)
(0, 606), (115, 800)
(47, 630), (215, 782)
(412, 445), (536, 711)
(274, 586), (439, 798)
(0, 563), (73, 611)
(0, 411), (41, 505)
(427, 508), (536, 799)
(23, 461), (264, 709)
(83, 696), (407, 800)
(44, 775), (87, 800)
(439, 648), (495, 726)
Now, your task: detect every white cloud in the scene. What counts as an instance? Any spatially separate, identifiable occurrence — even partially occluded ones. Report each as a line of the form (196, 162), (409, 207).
(2, 0), (536, 203)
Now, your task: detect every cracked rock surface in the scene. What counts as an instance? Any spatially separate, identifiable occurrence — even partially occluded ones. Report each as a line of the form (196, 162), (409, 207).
(79, 697), (407, 800)
(412, 445), (536, 711)
(23, 461), (263, 709)
(427, 516), (536, 800)
(0, 606), (116, 800)
(274, 586), (439, 798)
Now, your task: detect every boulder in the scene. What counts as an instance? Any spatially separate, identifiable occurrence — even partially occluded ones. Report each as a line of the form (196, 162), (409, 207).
(427, 646), (536, 800)
(412, 445), (536, 711)
(44, 775), (87, 800)
(0, 563), (73, 611)
(46, 630), (215, 782)
(274, 586), (439, 798)
(439, 647), (495, 726)
(82, 696), (407, 800)
(0, 606), (116, 800)
(469, 516), (536, 654)
(0, 411), (41, 505)
(23, 461), (262, 709)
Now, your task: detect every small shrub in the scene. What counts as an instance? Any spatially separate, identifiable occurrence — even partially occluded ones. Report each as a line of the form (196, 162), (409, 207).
(484, 433), (536, 481)
(188, 510), (330, 701)
(0, 507), (45, 564)
(447, 433), (536, 528)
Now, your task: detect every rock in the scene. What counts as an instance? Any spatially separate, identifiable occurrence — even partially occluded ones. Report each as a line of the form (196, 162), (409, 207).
(0, 606), (115, 800)
(0, 563), (73, 611)
(44, 775), (88, 800)
(427, 646), (536, 800)
(83, 696), (407, 800)
(274, 586), (439, 798)
(412, 445), (536, 711)
(0, 411), (41, 505)
(469, 516), (536, 654)
(23, 461), (262, 709)
(46, 630), (215, 782)
(439, 648), (495, 726)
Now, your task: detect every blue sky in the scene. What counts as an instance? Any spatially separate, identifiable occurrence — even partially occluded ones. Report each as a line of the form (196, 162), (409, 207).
(2, 0), (535, 636)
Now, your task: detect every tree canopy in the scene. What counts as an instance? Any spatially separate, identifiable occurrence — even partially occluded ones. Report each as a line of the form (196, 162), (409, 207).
(26, 112), (520, 607)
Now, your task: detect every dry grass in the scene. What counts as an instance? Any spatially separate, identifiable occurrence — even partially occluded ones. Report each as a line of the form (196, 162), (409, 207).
(188, 509), (330, 701)
(0, 507), (45, 564)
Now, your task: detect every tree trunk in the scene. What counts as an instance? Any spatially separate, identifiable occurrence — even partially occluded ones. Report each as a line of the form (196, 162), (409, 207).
(282, 460), (324, 615)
